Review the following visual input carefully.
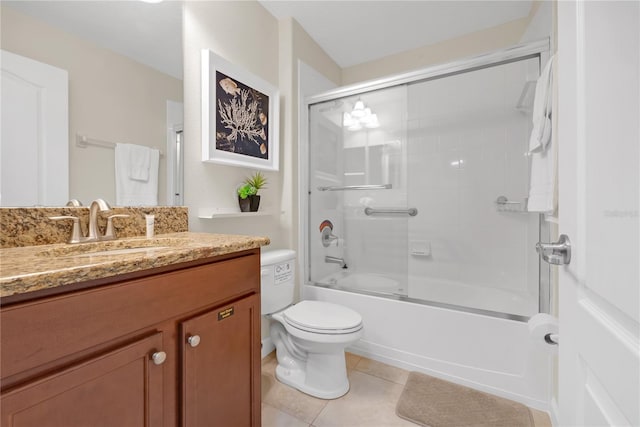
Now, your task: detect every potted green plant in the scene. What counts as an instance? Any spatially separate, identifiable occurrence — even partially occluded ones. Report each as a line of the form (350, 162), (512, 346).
(237, 171), (267, 212)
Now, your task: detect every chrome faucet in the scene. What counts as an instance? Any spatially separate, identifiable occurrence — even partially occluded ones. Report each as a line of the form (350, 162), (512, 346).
(50, 198), (129, 243)
(87, 198), (111, 241)
(325, 256), (347, 269)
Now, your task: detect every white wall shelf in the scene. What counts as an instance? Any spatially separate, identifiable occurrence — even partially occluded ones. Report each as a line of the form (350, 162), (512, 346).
(197, 207), (274, 219)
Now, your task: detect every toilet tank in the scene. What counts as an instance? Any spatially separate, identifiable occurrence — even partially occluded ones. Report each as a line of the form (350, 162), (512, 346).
(260, 249), (296, 315)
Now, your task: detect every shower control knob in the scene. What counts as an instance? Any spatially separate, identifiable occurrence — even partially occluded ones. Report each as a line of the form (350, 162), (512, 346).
(187, 335), (201, 348)
(151, 351), (167, 365)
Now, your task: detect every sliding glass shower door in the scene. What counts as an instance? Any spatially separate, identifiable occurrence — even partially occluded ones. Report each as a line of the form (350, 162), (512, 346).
(308, 85), (410, 296)
(307, 51), (548, 319)
(405, 57), (541, 316)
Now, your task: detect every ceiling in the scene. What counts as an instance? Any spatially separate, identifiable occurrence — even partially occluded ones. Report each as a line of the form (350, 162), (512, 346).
(258, 1), (533, 67)
(4, 1), (533, 79)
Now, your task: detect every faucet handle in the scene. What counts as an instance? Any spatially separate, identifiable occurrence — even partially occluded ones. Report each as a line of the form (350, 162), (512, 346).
(105, 214), (130, 240)
(321, 227), (339, 247)
(49, 216), (82, 244)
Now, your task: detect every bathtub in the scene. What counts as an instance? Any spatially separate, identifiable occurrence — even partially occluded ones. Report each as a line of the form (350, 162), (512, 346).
(303, 279), (553, 410)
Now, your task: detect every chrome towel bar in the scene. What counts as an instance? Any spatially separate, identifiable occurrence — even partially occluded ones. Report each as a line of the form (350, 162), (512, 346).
(317, 184), (392, 191)
(364, 207), (418, 216)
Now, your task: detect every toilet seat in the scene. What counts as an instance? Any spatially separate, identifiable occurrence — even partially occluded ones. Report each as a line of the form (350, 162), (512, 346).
(283, 300), (363, 335)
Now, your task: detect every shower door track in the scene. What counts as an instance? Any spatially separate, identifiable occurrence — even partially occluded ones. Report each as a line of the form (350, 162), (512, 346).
(311, 282), (531, 322)
(305, 38), (550, 105)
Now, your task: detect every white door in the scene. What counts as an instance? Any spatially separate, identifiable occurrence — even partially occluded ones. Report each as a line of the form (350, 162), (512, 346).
(0, 50), (68, 206)
(557, 1), (639, 426)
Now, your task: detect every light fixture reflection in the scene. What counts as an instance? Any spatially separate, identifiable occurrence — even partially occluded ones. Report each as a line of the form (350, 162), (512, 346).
(351, 100), (366, 118)
(344, 99), (379, 131)
(364, 114), (380, 128)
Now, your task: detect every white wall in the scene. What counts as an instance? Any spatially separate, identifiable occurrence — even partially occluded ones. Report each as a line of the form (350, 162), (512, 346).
(342, 18), (529, 85)
(1, 6), (182, 206)
(183, 3), (341, 255)
(281, 18), (342, 253)
(341, 1), (547, 85)
(182, 1), (286, 245)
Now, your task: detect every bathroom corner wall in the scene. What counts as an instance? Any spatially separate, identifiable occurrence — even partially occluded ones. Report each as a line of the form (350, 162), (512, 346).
(279, 17), (341, 281)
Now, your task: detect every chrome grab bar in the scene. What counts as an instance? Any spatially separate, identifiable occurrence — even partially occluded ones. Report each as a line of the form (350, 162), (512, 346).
(317, 184), (392, 192)
(364, 207), (418, 216)
(495, 195), (520, 205)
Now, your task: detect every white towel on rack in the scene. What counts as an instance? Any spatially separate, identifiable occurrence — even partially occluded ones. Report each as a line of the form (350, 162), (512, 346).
(529, 56), (554, 152)
(115, 143), (159, 206)
(528, 55), (556, 214)
(126, 143), (151, 181)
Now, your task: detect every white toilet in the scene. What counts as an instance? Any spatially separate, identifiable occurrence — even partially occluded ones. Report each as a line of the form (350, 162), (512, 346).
(261, 249), (363, 399)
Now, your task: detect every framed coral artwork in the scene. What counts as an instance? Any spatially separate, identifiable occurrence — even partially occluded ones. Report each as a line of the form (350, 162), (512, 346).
(201, 49), (279, 171)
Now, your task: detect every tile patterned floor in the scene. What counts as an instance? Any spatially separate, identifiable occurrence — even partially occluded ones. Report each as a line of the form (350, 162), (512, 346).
(262, 352), (553, 427)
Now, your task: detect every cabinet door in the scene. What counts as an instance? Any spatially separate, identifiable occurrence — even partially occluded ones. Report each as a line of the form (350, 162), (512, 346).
(1, 333), (165, 427)
(182, 294), (261, 427)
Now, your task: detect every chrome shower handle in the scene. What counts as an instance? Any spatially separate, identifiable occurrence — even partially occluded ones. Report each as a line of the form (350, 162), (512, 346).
(536, 234), (571, 265)
(321, 227), (339, 247)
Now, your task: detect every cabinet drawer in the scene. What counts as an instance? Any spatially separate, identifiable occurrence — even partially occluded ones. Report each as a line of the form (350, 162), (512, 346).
(1, 252), (259, 383)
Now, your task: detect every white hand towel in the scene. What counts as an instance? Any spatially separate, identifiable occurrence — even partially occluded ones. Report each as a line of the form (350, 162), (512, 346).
(126, 143), (151, 182)
(528, 55), (556, 214)
(115, 143), (160, 206)
(529, 56), (554, 153)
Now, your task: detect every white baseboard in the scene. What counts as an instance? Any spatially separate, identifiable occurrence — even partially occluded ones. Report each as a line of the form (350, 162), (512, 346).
(261, 337), (275, 359)
(347, 341), (549, 411)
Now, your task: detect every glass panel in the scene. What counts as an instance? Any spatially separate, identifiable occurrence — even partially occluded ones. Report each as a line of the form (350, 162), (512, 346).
(308, 86), (409, 296)
(406, 57), (540, 317)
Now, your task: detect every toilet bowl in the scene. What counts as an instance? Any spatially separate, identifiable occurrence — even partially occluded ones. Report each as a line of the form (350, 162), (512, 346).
(261, 250), (363, 399)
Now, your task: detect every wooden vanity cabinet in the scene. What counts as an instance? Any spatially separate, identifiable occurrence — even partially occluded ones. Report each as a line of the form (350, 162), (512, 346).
(0, 249), (261, 427)
(181, 293), (260, 427)
(1, 333), (165, 426)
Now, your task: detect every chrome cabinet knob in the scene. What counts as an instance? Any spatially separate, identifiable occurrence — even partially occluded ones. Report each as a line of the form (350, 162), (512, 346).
(536, 234), (571, 265)
(151, 351), (167, 365)
(187, 335), (201, 348)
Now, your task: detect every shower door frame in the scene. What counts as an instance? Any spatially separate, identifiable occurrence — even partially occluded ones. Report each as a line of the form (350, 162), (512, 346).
(300, 38), (552, 321)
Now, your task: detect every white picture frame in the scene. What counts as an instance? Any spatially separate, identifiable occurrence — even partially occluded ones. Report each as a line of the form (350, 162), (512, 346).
(201, 49), (279, 171)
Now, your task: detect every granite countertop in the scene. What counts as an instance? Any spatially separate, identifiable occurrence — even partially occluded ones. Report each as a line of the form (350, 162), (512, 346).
(0, 232), (270, 299)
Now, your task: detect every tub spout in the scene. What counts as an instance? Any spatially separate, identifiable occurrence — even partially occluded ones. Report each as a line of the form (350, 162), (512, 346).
(325, 256), (347, 269)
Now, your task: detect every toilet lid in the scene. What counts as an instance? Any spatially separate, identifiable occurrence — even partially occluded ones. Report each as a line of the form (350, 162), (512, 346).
(283, 301), (363, 334)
